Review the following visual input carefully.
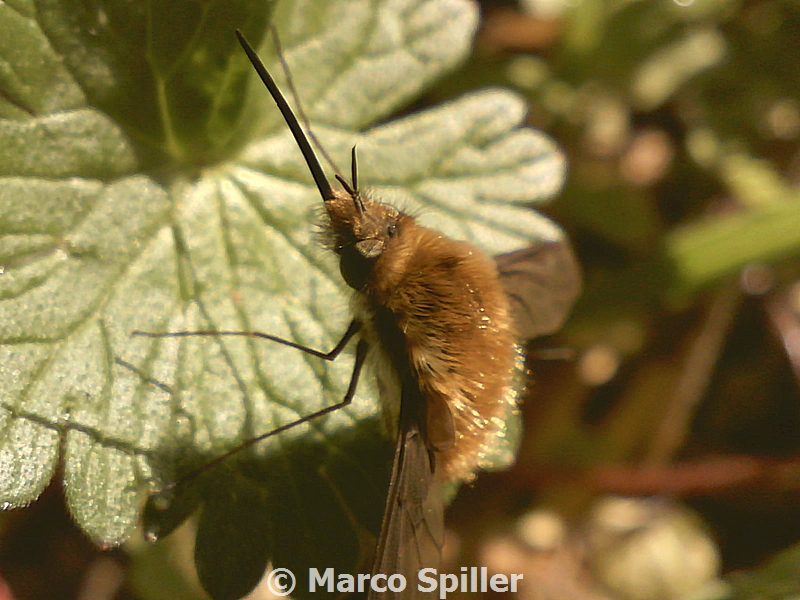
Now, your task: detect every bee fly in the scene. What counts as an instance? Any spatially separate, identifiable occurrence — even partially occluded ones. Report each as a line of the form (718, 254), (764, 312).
(137, 29), (581, 599)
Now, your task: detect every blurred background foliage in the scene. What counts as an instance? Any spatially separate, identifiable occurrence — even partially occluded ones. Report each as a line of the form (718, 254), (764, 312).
(440, 0), (800, 599)
(2, 0), (800, 599)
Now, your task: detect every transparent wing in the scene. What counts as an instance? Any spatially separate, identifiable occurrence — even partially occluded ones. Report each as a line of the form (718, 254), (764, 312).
(495, 239), (582, 340)
(369, 398), (443, 599)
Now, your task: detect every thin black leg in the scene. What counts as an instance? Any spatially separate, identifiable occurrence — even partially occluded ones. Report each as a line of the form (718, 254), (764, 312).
(157, 337), (370, 493)
(132, 319), (361, 361)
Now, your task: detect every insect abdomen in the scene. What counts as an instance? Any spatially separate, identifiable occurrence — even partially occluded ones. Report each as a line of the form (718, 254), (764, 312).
(371, 222), (518, 483)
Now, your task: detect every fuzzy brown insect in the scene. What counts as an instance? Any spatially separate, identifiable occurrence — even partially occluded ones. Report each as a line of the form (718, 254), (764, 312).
(141, 29), (580, 599)
(233, 29), (580, 597)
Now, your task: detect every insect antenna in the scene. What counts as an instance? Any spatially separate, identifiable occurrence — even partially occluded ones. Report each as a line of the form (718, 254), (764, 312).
(334, 147), (365, 213)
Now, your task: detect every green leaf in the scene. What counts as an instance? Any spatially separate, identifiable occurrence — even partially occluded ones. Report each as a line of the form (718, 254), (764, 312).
(726, 542), (800, 600)
(665, 153), (800, 295)
(0, 0), (568, 598)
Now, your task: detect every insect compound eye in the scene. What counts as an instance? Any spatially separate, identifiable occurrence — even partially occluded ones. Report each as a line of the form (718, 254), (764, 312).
(386, 222), (397, 237)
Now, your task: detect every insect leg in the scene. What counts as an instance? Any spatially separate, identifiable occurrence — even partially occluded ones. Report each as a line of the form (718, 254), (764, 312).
(132, 318), (361, 361)
(267, 24), (344, 182)
(114, 357), (175, 395)
(147, 336), (369, 493)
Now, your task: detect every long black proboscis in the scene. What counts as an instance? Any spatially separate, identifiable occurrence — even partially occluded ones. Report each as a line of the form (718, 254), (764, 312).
(235, 30), (336, 202)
